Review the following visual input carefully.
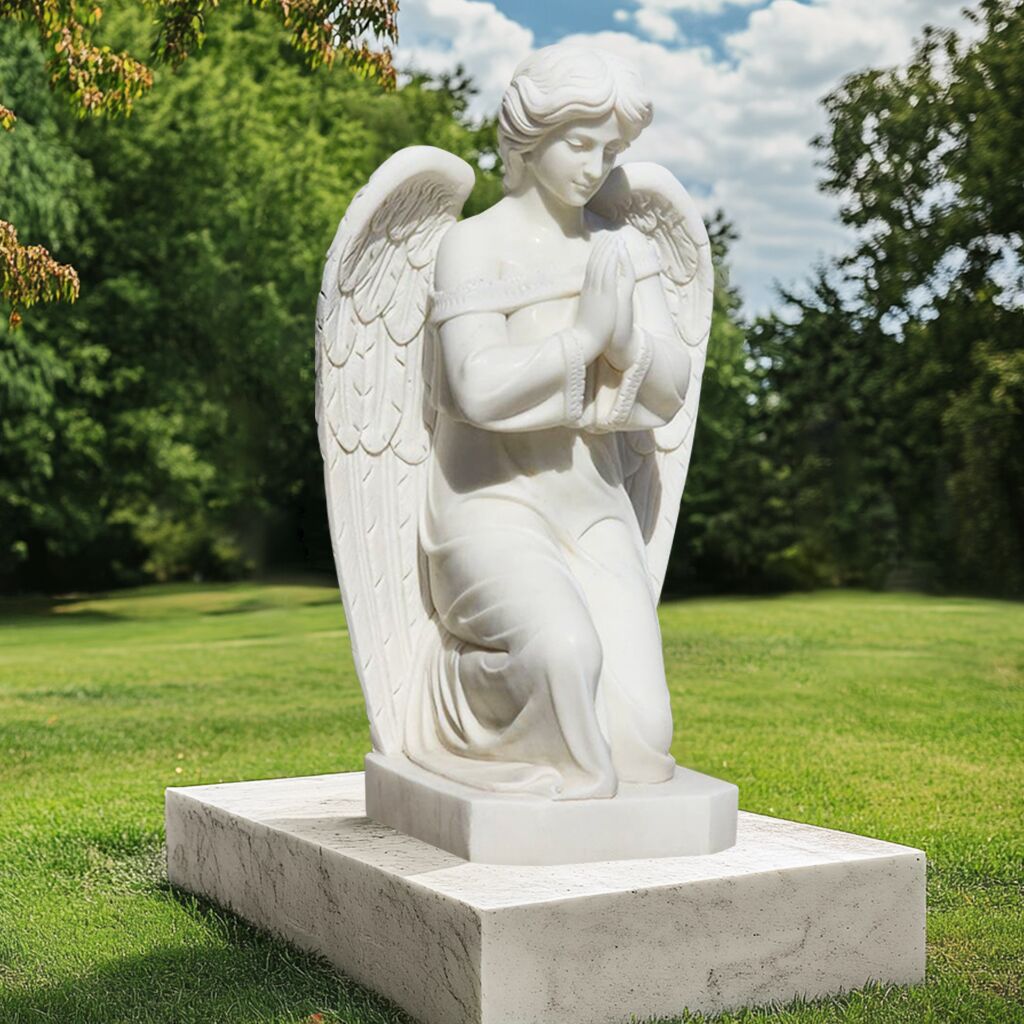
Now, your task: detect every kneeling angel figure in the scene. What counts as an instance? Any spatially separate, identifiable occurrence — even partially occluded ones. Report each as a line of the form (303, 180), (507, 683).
(316, 45), (713, 800)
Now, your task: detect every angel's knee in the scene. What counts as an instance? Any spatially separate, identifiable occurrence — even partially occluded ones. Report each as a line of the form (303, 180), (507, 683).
(521, 615), (603, 697)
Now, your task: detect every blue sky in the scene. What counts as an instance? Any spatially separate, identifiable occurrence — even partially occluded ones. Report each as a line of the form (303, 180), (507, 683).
(491, 0), (774, 55)
(488, 0), (624, 42)
(396, 0), (975, 313)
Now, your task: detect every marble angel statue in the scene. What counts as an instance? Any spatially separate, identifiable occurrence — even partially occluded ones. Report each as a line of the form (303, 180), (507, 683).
(316, 45), (713, 802)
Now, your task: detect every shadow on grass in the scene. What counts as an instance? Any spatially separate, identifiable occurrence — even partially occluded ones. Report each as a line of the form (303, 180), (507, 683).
(201, 593), (339, 617)
(0, 578), (340, 626)
(0, 595), (129, 625)
(2, 889), (412, 1024)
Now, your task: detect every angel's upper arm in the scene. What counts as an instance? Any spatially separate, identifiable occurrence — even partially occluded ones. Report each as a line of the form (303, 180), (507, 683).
(436, 220), (487, 291)
(433, 220), (509, 375)
(431, 221), (577, 429)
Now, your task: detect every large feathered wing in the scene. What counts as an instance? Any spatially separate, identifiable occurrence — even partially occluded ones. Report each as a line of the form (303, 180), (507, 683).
(315, 147), (475, 754)
(588, 163), (714, 598)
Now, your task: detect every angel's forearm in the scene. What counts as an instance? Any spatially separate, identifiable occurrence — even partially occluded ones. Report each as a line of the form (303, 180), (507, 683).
(637, 328), (691, 422)
(589, 327), (689, 432)
(443, 324), (586, 429)
(623, 273), (691, 424)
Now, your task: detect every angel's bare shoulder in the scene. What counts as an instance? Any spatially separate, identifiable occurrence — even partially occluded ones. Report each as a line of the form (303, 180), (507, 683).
(434, 207), (505, 292)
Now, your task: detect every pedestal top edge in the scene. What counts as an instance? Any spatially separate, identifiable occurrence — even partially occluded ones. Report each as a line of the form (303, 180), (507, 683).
(165, 771), (925, 885)
(165, 771), (923, 855)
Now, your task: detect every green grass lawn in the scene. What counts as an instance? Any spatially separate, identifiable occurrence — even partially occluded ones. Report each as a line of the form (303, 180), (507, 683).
(1, 583), (1021, 1023)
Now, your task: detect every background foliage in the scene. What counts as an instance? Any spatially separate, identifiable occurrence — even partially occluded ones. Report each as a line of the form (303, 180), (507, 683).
(1, 0), (1021, 596)
(0, 0), (398, 322)
(0, 6), (500, 589)
(681, 0), (1023, 596)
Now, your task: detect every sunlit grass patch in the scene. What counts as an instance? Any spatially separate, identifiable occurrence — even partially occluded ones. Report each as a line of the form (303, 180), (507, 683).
(1, 583), (1021, 1023)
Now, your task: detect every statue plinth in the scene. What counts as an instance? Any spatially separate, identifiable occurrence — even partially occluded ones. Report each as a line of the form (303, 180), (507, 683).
(166, 773), (925, 1024)
(365, 753), (737, 864)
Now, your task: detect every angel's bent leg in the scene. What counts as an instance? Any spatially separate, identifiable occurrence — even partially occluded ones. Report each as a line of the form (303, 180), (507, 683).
(426, 525), (617, 799)
(571, 517), (676, 784)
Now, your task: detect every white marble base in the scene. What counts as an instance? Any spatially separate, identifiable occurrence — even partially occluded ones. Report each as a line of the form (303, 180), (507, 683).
(365, 753), (738, 863)
(165, 772), (925, 1024)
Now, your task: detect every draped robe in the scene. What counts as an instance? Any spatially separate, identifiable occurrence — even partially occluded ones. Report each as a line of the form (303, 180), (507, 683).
(404, 233), (693, 799)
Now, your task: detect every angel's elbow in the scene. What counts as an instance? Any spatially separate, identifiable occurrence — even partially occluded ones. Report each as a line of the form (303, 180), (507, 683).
(648, 401), (681, 429)
(642, 341), (688, 414)
(655, 385), (688, 425)
(454, 393), (496, 427)
(449, 365), (500, 427)
(657, 347), (691, 419)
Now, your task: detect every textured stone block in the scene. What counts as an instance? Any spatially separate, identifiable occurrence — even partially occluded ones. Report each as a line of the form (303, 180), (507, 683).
(166, 772), (925, 1024)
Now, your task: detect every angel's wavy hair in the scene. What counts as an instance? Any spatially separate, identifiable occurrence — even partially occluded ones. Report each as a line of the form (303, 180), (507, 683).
(497, 46), (653, 192)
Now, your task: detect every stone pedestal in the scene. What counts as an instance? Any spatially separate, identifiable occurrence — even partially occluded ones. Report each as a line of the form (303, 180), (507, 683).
(166, 772), (925, 1024)
(365, 753), (738, 863)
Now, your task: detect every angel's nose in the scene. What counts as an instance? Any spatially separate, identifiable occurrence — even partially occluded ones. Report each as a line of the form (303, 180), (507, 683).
(582, 154), (604, 183)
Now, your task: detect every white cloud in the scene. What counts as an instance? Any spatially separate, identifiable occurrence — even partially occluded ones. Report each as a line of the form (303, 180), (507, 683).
(394, 0), (976, 313)
(395, 0), (533, 107)
(636, 0), (763, 15)
(613, 9), (631, 23)
(634, 8), (681, 41)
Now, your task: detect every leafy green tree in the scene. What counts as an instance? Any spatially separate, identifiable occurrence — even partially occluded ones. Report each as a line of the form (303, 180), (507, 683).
(0, 11), (502, 589)
(674, 0), (1023, 596)
(744, 274), (905, 589)
(0, 25), (105, 579)
(813, 0), (1024, 592)
(0, 0), (398, 322)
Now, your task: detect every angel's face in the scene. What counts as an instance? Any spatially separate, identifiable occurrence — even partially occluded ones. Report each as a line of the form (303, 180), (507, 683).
(525, 112), (628, 208)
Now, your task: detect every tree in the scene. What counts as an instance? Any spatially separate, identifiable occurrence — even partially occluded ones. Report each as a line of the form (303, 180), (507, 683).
(673, 0), (1024, 597)
(0, 10), (502, 590)
(0, 0), (398, 324)
(745, 273), (904, 589)
(804, 0), (1024, 592)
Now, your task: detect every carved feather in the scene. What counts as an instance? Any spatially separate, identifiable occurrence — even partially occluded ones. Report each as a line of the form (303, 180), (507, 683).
(315, 146), (475, 754)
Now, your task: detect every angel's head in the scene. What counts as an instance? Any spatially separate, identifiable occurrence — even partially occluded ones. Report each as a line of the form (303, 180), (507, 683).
(498, 46), (653, 207)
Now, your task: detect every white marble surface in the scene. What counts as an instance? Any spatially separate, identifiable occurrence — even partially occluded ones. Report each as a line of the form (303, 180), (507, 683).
(317, 45), (718, 802)
(365, 752), (737, 863)
(166, 771), (925, 1024)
